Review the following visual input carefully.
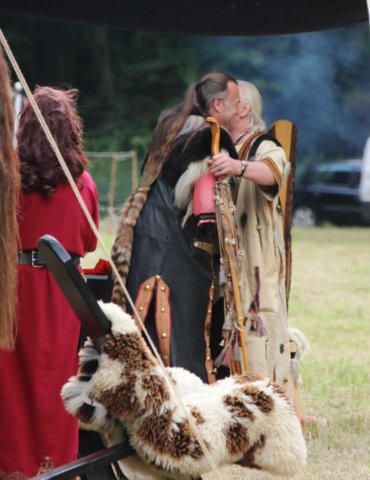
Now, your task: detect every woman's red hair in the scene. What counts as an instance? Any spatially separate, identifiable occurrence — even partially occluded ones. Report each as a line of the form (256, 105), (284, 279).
(17, 86), (88, 196)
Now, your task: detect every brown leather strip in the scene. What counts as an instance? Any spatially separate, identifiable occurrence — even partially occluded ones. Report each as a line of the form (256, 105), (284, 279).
(238, 132), (261, 160)
(133, 276), (156, 331)
(230, 361), (242, 375)
(261, 157), (282, 186)
(204, 278), (216, 384)
(155, 277), (172, 367)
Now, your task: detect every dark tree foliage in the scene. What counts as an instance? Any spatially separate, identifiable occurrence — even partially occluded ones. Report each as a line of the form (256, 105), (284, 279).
(1, 15), (370, 173)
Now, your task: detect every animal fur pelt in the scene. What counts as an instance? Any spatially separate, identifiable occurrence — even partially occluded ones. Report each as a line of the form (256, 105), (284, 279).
(111, 186), (150, 309)
(62, 302), (307, 479)
(161, 126), (237, 188)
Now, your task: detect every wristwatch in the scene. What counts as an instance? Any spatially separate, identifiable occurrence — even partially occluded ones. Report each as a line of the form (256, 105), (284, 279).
(238, 160), (248, 177)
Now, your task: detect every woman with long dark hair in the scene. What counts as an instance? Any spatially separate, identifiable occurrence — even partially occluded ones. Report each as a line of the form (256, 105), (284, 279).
(111, 72), (239, 384)
(0, 86), (99, 477)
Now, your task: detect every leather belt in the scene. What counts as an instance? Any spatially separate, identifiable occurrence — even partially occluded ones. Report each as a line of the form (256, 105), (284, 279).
(17, 249), (80, 268)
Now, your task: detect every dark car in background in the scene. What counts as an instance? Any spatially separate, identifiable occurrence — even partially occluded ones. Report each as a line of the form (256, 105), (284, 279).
(293, 159), (367, 226)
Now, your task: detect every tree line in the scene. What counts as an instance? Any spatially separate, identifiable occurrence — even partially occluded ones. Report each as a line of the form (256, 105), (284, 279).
(2, 14), (370, 174)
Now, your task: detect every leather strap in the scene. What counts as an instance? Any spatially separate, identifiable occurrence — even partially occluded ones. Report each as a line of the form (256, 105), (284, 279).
(238, 132), (261, 160)
(133, 276), (156, 330)
(204, 277), (216, 384)
(134, 274), (215, 377)
(155, 278), (171, 367)
(134, 275), (171, 367)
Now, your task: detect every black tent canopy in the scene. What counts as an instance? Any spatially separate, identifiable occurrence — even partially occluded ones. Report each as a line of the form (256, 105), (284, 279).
(0, 0), (368, 35)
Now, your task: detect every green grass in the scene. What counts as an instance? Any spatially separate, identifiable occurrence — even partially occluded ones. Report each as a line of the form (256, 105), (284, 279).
(84, 224), (370, 479)
(288, 227), (370, 479)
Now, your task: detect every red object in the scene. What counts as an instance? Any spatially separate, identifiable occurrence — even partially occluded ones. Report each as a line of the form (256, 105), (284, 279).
(83, 259), (111, 275)
(0, 171), (99, 476)
(193, 172), (217, 226)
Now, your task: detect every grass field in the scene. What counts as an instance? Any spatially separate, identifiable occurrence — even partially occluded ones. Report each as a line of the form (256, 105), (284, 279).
(83, 224), (370, 480)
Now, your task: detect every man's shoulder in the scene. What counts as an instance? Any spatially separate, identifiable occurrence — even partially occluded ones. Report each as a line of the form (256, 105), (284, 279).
(248, 133), (282, 158)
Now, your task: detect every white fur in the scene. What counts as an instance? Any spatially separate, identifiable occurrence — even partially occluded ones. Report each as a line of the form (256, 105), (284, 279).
(175, 157), (210, 228)
(289, 327), (310, 385)
(168, 367), (205, 397)
(98, 300), (137, 335)
(174, 149), (229, 228)
(289, 327), (310, 361)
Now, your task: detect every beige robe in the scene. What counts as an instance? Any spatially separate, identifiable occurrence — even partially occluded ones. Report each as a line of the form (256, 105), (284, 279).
(235, 133), (294, 402)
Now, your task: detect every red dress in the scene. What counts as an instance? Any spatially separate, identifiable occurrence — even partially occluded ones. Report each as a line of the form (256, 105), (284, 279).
(0, 171), (99, 476)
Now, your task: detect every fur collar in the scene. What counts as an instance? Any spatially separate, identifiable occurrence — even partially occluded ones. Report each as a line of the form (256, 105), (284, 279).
(161, 126), (238, 188)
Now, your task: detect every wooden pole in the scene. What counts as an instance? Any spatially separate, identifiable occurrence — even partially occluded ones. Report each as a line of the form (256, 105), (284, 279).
(108, 154), (118, 211)
(131, 150), (138, 190)
(207, 116), (250, 372)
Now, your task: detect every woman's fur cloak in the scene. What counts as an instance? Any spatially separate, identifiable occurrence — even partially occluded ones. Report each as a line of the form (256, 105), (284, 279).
(111, 124), (236, 307)
(111, 123), (237, 382)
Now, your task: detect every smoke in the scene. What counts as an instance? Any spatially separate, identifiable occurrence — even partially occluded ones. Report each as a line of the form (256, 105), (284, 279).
(215, 23), (370, 164)
(263, 30), (367, 161)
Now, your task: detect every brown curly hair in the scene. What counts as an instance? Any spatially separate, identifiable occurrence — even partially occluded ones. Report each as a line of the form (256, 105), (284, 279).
(17, 86), (88, 196)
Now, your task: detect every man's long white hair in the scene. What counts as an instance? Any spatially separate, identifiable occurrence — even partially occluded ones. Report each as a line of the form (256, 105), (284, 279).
(238, 80), (266, 133)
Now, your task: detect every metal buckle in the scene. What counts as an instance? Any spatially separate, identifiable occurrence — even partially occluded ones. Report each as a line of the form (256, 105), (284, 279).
(193, 241), (214, 256)
(31, 250), (43, 268)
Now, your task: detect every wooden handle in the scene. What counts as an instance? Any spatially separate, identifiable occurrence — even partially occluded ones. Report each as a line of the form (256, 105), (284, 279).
(206, 116), (220, 156)
(229, 260), (250, 371)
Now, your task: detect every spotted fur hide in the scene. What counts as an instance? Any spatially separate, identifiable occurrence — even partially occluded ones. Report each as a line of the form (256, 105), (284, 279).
(62, 302), (306, 479)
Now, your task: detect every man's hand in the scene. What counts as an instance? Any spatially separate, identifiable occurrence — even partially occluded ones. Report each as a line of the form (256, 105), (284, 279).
(208, 153), (242, 177)
(208, 153), (277, 185)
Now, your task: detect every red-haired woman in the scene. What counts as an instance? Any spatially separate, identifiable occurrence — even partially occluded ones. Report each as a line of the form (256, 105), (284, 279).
(0, 87), (99, 477)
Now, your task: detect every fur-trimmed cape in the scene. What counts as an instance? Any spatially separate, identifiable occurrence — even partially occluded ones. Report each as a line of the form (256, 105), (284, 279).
(62, 302), (307, 480)
(111, 125), (237, 310)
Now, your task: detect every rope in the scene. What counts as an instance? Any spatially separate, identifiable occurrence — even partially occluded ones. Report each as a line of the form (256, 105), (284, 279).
(86, 151), (134, 160)
(0, 28), (222, 478)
